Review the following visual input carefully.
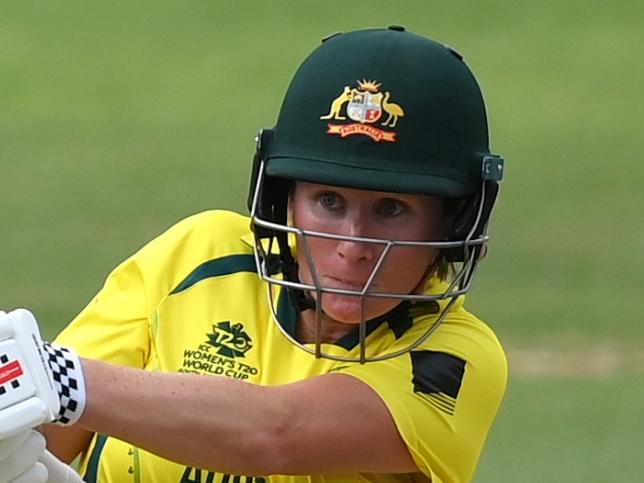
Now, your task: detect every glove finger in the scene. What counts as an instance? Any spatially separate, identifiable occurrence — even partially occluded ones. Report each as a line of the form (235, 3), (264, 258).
(0, 431), (30, 461)
(40, 449), (84, 483)
(0, 430), (46, 483)
(8, 461), (48, 483)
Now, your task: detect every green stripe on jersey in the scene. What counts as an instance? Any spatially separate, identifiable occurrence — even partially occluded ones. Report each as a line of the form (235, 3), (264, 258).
(83, 434), (109, 483)
(171, 254), (257, 294)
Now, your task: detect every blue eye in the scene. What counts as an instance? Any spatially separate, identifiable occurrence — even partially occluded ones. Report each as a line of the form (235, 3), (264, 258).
(377, 199), (405, 217)
(320, 193), (335, 206)
(318, 192), (343, 210)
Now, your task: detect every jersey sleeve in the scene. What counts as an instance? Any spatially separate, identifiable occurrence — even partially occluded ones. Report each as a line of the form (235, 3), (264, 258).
(337, 313), (507, 483)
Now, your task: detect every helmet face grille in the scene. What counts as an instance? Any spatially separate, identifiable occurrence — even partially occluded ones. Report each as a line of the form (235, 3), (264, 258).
(249, 163), (495, 363)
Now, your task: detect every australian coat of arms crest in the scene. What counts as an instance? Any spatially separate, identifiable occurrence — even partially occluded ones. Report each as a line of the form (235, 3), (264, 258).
(320, 79), (404, 142)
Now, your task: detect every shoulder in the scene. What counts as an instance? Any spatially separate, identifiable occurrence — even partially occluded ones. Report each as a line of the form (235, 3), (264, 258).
(439, 304), (507, 382)
(434, 303), (506, 369)
(55, 211), (258, 363)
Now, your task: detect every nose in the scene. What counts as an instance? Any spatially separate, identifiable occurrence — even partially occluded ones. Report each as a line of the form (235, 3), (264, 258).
(335, 220), (379, 262)
(336, 238), (376, 262)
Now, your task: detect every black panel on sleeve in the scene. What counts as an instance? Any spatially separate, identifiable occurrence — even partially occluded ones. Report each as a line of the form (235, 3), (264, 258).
(410, 351), (466, 415)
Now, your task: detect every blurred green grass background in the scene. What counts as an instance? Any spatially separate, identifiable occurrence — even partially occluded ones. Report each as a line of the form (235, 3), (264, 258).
(2, 1), (643, 481)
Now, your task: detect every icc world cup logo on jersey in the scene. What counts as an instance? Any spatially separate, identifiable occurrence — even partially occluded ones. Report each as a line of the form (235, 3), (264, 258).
(180, 321), (258, 379)
(320, 79), (405, 142)
(206, 321), (253, 358)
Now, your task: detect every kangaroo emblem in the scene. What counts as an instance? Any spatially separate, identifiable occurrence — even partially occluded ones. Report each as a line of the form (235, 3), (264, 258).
(320, 86), (352, 120)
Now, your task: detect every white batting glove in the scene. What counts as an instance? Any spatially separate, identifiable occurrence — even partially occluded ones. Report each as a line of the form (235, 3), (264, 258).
(0, 309), (86, 439)
(39, 448), (84, 483)
(0, 429), (48, 483)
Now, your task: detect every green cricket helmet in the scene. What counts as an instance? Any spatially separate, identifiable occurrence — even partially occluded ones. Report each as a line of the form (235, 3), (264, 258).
(248, 26), (504, 362)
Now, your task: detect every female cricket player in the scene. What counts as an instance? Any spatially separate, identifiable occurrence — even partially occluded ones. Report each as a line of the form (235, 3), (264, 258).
(0, 26), (506, 483)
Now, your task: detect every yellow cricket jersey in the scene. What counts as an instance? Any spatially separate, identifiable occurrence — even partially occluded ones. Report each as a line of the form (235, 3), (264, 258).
(55, 210), (507, 483)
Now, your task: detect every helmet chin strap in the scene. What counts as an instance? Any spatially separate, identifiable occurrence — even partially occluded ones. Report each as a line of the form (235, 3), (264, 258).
(291, 286), (317, 311)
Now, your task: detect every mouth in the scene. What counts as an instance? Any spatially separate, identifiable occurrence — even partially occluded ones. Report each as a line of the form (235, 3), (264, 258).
(323, 276), (371, 291)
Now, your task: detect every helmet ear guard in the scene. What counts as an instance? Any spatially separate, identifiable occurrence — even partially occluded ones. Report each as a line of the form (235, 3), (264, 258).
(248, 128), (299, 281)
(442, 155), (504, 263)
(442, 180), (499, 263)
(247, 128), (290, 237)
(247, 128), (273, 219)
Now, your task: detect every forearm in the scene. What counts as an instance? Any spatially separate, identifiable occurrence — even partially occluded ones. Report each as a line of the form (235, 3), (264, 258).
(78, 358), (287, 475)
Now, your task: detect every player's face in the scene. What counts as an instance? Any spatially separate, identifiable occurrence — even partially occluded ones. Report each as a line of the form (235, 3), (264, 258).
(291, 181), (443, 327)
